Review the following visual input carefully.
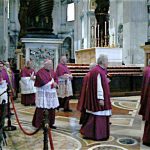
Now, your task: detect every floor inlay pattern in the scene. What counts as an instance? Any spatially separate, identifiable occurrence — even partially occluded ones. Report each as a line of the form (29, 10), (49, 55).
(112, 101), (138, 111)
(88, 144), (128, 150)
(110, 118), (134, 126)
(117, 137), (138, 146)
(2, 96), (149, 150)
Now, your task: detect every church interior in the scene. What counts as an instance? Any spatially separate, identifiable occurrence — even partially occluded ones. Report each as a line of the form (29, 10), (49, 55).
(0, 0), (150, 150)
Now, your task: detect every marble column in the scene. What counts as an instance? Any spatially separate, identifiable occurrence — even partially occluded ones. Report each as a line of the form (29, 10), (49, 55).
(9, 0), (20, 58)
(74, 0), (82, 51)
(123, 0), (147, 64)
(110, 0), (148, 64)
(0, 0), (9, 61)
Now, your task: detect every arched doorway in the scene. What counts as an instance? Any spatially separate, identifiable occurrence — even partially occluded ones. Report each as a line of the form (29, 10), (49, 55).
(62, 37), (72, 63)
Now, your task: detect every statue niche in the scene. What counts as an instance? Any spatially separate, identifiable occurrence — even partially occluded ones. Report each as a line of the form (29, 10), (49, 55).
(19, 0), (54, 37)
(118, 24), (123, 48)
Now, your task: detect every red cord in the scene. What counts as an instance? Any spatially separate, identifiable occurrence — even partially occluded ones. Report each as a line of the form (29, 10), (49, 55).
(10, 93), (54, 150)
(10, 94), (41, 136)
(48, 127), (54, 150)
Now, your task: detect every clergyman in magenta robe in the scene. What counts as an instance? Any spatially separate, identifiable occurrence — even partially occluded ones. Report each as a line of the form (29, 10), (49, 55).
(0, 65), (9, 84)
(77, 55), (112, 141)
(77, 63), (96, 125)
(139, 62), (150, 146)
(32, 59), (59, 128)
(4, 62), (16, 96)
(20, 61), (36, 106)
(0, 61), (8, 116)
(56, 55), (73, 112)
(77, 72), (89, 124)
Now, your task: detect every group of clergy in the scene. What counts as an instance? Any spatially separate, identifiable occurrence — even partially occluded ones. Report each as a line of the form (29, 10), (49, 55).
(19, 55), (73, 129)
(19, 54), (112, 140)
(0, 61), (15, 116)
(0, 54), (150, 146)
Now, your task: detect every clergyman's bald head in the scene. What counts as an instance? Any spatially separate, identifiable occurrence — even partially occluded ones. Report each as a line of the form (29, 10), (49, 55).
(60, 55), (67, 64)
(44, 59), (53, 70)
(26, 60), (33, 68)
(97, 54), (108, 68)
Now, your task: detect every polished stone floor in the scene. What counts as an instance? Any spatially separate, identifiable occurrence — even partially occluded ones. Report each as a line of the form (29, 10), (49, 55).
(1, 96), (150, 150)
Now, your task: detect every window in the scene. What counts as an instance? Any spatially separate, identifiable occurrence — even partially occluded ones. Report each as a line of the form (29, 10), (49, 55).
(90, 0), (96, 11)
(67, 3), (75, 21)
(7, 0), (10, 18)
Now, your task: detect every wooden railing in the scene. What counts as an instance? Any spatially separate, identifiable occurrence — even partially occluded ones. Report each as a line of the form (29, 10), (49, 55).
(67, 63), (143, 77)
(67, 63), (143, 97)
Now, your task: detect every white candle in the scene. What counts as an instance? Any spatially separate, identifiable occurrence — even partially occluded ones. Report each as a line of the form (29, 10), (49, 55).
(112, 19), (115, 29)
(95, 21), (96, 39)
(105, 21), (107, 35)
(97, 24), (100, 38)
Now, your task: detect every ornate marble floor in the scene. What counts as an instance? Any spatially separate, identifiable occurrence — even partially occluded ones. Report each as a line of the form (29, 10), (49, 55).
(1, 96), (150, 150)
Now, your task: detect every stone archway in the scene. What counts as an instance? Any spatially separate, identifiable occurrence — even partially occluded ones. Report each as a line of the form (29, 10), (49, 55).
(62, 37), (72, 63)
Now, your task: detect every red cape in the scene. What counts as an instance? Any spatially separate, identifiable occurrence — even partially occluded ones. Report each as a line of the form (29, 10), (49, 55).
(139, 66), (150, 121)
(56, 63), (71, 77)
(77, 65), (111, 112)
(35, 68), (57, 87)
(77, 72), (90, 112)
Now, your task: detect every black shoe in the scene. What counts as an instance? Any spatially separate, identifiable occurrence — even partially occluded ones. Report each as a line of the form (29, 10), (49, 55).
(83, 136), (91, 140)
(64, 109), (73, 112)
(31, 103), (35, 106)
(56, 107), (60, 111)
(50, 125), (57, 129)
(10, 112), (14, 116)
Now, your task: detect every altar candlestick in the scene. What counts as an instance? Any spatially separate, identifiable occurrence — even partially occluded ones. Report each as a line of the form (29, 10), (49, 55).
(108, 20), (110, 37)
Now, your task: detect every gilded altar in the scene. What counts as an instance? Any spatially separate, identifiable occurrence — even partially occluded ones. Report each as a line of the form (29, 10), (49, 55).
(75, 47), (122, 65)
(75, 48), (96, 64)
(141, 45), (150, 66)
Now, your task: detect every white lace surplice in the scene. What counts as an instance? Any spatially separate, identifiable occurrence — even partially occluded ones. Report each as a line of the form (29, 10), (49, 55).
(20, 77), (36, 94)
(57, 78), (73, 98)
(36, 79), (59, 109)
(0, 80), (8, 104)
